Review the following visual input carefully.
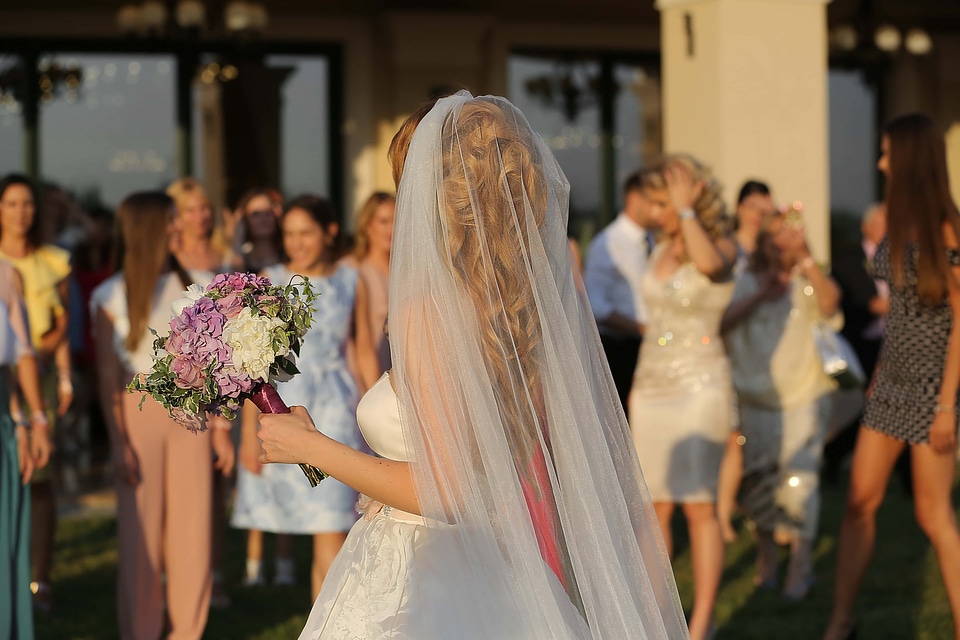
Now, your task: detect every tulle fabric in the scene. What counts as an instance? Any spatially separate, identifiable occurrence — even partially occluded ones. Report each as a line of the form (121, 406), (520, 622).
(314, 92), (688, 639)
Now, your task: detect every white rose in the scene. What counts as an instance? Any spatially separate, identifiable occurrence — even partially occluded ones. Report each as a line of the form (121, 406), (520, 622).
(171, 283), (207, 317)
(222, 308), (287, 382)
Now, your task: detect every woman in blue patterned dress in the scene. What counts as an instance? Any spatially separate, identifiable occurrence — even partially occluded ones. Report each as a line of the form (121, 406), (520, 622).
(232, 194), (378, 600)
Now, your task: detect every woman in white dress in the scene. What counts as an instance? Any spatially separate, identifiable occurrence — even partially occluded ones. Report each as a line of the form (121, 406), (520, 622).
(257, 92), (689, 639)
(628, 156), (738, 640)
(721, 210), (840, 599)
(232, 195), (378, 600)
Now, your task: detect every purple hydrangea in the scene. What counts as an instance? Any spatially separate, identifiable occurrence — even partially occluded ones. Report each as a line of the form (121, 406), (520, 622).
(208, 272), (272, 294)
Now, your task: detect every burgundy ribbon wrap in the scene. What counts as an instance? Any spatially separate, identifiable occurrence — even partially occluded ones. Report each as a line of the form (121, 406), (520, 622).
(250, 383), (327, 487)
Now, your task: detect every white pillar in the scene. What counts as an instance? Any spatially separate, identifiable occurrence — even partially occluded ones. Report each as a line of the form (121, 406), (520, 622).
(658, 0), (832, 261)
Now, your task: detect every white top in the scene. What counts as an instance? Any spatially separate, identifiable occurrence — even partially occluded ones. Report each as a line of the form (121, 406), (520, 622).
(583, 213), (650, 331)
(90, 270), (213, 375)
(724, 271), (839, 410)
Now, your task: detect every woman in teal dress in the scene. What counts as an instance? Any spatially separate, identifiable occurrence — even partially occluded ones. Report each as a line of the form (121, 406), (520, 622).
(0, 259), (50, 640)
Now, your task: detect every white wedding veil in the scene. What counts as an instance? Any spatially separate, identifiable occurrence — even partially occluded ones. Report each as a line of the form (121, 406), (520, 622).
(386, 91), (687, 639)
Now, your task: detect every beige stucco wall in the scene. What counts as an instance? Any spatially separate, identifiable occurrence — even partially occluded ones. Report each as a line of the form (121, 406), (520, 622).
(659, 0), (831, 261)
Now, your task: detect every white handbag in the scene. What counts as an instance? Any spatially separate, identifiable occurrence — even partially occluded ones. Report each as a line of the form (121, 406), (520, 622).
(812, 322), (866, 390)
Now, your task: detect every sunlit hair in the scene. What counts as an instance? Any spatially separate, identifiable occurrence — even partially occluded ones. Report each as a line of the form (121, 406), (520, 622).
(884, 113), (960, 306)
(645, 154), (732, 240)
(748, 211), (785, 274)
(391, 96), (579, 598)
(439, 98), (551, 467)
(116, 192), (188, 352)
(388, 99), (439, 189)
(353, 191), (396, 260)
(166, 177), (227, 253)
(0, 173), (42, 249)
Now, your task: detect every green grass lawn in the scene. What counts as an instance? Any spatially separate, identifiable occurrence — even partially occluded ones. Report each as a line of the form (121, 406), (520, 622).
(36, 480), (953, 639)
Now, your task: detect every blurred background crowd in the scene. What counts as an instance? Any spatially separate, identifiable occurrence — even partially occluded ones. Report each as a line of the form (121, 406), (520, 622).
(2, 0), (960, 639)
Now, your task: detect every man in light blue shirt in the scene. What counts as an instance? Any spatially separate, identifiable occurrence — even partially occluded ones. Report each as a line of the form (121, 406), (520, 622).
(584, 169), (656, 414)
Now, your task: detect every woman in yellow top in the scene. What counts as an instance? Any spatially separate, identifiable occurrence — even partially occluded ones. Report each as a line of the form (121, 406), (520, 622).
(0, 173), (72, 612)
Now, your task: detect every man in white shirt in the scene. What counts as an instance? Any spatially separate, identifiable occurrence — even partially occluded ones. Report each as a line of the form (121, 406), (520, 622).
(584, 169), (656, 414)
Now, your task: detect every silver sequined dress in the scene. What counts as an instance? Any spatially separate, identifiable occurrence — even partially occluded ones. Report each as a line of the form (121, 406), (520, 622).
(628, 243), (736, 502)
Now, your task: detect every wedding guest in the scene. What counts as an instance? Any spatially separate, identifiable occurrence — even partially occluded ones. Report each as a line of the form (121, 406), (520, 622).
(733, 180), (775, 268)
(232, 195), (377, 600)
(351, 192), (395, 381)
(824, 114), (960, 640)
(0, 260), (51, 640)
(92, 191), (234, 640)
(628, 155), (737, 640)
(166, 178), (228, 273)
(257, 91), (687, 640)
(230, 188), (284, 274)
(584, 169), (656, 413)
(0, 174), (69, 612)
(167, 177), (234, 607)
(716, 179), (777, 542)
(722, 210), (841, 600)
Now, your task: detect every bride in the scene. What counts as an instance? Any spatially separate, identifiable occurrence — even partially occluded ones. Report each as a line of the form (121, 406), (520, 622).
(257, 91), (689, 639)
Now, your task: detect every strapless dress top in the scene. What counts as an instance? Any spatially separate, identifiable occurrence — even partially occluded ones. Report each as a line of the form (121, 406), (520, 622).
(356, 371), (407, 462)
(355, 372), (424, 525)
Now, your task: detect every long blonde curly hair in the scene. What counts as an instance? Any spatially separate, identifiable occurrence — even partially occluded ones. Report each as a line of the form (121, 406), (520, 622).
(647, 154), (732, 240)
(388, 98), (550, 465)
(438, 99), (549, 464)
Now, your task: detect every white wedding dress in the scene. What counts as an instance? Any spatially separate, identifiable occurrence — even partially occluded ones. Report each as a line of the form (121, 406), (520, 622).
(297, 371), (590, 640)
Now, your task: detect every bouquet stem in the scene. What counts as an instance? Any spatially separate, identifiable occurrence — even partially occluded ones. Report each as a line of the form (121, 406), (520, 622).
(249, 384), (327, 487)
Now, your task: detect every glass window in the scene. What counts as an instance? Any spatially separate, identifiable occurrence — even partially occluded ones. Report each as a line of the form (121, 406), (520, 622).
(0, 54), (25, 176)
(38, 53), (177, 208)
(613, 63), (661, 210)
(509, 55), (602, 232)
(266, 55), (330, 199)
(193, 54), (331, 209)
(508, 52), (661, 238)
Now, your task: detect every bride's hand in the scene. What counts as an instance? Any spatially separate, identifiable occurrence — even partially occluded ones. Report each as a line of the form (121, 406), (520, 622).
(258, 406), (320, 465)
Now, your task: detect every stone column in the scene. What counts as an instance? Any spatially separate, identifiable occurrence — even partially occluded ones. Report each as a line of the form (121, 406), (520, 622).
(657, 0), (832, 260)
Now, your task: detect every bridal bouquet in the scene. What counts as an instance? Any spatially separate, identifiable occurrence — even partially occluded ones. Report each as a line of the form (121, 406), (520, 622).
(128, 272), (327, 486)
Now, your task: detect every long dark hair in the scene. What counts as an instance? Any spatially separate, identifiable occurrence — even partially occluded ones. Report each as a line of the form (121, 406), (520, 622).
(116, 191), (191, 351)
(282, 194), (342, 260)
(884, 113), (960, 306)
(0, 173), (43, 249)
(737, 180), (770, 205)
